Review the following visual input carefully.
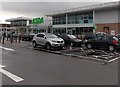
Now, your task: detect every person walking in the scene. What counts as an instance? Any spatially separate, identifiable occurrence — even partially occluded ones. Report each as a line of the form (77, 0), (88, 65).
(18, 33), (21, 43)
(14, 33), (18, 43)
(10, 32), (13, 43)
(6, 33), (10, 41)
(2, 32), (6, 44)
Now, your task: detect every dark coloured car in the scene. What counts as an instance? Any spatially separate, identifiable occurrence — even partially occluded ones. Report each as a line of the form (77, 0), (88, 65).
(29, 33), (35, 41)
(21, 33), (29, 41)
(21, 33), (35, 41)
(60, 34), (84, 47)
(116, 34), (120, 41)
(84, 32), (107, 41)
(85, 34), (120, 51)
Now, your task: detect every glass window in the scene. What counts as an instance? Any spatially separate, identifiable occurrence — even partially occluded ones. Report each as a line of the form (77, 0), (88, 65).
(37, 34), (44, 38)
(89, 16), (93, 19)
(68, 35), (76, 39)
(46, 34), (57, 38)
(60, 34), (68, 39)
(95, 36), (102, 40)
(84, 20), (88, 23)
(102, 35), (108, 40)
(83, 16), (88, 19)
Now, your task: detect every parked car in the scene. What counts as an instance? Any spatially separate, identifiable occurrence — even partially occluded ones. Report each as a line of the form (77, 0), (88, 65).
(59, 34), (84, 47)
(21, 33), (30, 41)
(84, 32), (107, 41)
(29, 33), (35, 41)
(116, 34), (120, 41)
(85, 34), (120, 51)
(21, 33), (35, 41)
(32, 33), (64, 50)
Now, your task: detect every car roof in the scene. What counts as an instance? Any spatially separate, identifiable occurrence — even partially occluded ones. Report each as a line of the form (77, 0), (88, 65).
(36, 33), (55, 35)
(60, 33), (74, 36)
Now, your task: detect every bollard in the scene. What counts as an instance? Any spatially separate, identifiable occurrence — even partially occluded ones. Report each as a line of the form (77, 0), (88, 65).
(2, 36), (5, 44)
(70, 46), (72, 50)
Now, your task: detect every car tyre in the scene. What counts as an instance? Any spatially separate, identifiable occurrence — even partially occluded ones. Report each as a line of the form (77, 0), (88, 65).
(46, 43), (51, 50)
(33, 41), (37, 48)
(87, 43), (92, 49)
(59, 46), (64, 50)
(108, 45), (115, 52)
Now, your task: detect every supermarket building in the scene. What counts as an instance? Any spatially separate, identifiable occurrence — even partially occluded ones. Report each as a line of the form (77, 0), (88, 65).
(46, 2), (119, 36)
(5, 17), (52, 34)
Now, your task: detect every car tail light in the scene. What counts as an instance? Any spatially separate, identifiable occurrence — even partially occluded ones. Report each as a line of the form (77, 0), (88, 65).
(112, 40), (118, 45)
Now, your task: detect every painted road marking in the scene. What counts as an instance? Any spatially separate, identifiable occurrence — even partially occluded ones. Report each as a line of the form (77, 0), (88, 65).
(0, 65), (6, 68)
(108, 57), (120, 62)
(0, 46), (15, 51)
(0, 65), (24, 82)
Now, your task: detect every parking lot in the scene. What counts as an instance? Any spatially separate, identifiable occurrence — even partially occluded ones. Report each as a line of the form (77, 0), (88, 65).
(1, 41), (118, 85)
(1, 32), (120, 85)
(24, 40), (120, 65)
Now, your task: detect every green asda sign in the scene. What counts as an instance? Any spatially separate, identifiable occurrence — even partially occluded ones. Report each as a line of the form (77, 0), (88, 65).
(32, 17), (44, 24)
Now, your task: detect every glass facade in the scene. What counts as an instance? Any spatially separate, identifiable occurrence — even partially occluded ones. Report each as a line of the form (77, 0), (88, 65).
(76, 27), (93, 35)
(53, 16), (66, 25)
(53, 28), (66, 34)
(52, 12), (93, 25)
(11, 20), (32, 27)
(68, 13), (93, 24)
(52, 12), (94, 35)
(33, 29), (46, 34)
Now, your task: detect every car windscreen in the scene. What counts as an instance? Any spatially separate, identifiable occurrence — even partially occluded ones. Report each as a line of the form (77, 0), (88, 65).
(46, 34), (58, 38)
(67, 35), (76, 39)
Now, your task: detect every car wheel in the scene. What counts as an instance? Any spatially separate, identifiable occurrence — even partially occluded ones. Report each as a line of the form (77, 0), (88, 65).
(70, 42), (74, 47)
(46, 43), (51, 50)
(87, 43), (92, 49)
(33, 41), (37, 48)
(108, 45), (115, 52)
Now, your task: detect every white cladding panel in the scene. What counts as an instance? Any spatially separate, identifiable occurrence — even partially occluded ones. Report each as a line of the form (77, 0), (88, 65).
(52, 23), (94, 28)
(95, 8), (118, 24)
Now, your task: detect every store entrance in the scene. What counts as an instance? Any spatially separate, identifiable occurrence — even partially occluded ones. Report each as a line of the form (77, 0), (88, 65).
(53, 28), (66, 34)
(67, 28), (76, 35)
(76, 27), (93, 35)
(67, 30), (72, 35)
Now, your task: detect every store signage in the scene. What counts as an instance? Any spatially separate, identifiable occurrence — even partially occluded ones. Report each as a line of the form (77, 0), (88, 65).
(32, 17), (44, 24)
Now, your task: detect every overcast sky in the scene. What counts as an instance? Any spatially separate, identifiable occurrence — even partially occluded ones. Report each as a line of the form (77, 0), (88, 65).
(0, 0), (119, 23)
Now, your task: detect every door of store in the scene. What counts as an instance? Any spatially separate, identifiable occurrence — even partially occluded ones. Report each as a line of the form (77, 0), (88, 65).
(67, 30), (72, 35)
(67, 28), (76, 35)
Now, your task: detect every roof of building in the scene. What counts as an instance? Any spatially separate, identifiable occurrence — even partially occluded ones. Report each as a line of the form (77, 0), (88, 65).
(5, 17), (32, 22)
(0, 22), (10, 24)
(46, 1), (119, 16)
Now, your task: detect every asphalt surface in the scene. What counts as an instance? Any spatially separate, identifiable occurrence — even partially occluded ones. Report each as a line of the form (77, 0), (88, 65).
(1, 41), (118, 85)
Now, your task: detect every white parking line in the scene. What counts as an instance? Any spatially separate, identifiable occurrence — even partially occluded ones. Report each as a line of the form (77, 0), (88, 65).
(0, 65), (24, 82)
(0, 46), (15, 51)
(108, 57), (120, 62)
(0, 65), (6, 68)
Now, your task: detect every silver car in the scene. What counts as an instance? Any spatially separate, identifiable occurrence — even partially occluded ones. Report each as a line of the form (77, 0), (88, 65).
(32, 33), (64, 50)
